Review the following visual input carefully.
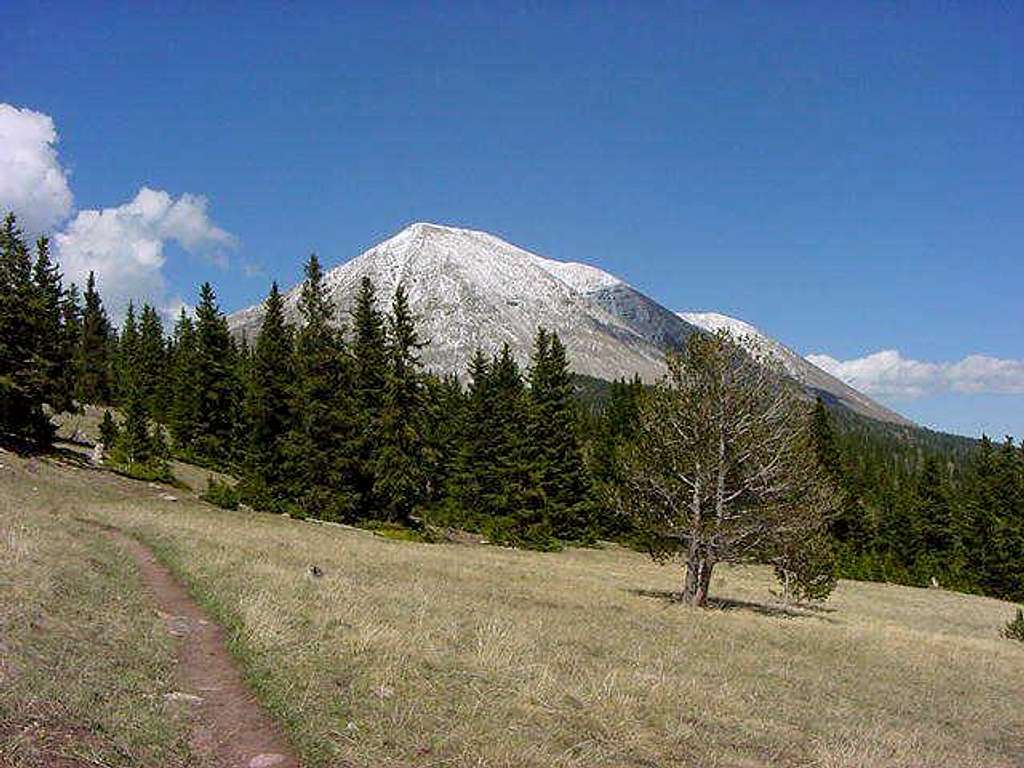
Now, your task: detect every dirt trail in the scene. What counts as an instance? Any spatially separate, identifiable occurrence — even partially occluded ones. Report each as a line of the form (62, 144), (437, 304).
(106, 529), (300, 768)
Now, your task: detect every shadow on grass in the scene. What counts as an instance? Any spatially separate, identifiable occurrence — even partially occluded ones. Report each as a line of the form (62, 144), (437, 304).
(628, 588), (838, 621)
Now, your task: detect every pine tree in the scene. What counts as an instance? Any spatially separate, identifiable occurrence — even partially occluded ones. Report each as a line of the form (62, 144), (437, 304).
(372, 285), (428, 521)
(30, 237), (73, 413)
(169, 308), (202, 449)
(77, 271), (113, 404)
(422, 373), (465, 505)
(190, 282), (238, 462)
(449, 348), (494, 522)
(285, 255), (357, 519)
(350, 275), (388, 513)
(0, 214), (53, 442)
(137, 304), (168, 418)
(115, 301), (140, 403)
(242, 282), (294, 506)
(487, 344), (546, 542)
(59, 283), (84, 412)
(528, 328), (591, 540)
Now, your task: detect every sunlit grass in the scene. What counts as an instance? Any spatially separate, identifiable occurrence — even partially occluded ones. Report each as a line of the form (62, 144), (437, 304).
(3, 447), (1023, 767)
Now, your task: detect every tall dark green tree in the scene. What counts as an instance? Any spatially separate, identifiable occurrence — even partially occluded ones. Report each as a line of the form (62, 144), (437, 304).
(114, 301), (140, 403)
(350, 275), (388, 513)
(285, 255), (358, 519)
(169, 308), (202, 449)
(59, 282), (84, 412)
(528, 328), (591, 540)
(0, 214), (53, 442)
(30, 237), (73, 413)
(189, 282), (238, 461)
(372, 285), (428, 521)
(77, 271), (113, 404)
(422, 373), (465, 505)
(242, 282), (294, 506)
(488, 344), (547, 543)
(137, 304), (168, 418)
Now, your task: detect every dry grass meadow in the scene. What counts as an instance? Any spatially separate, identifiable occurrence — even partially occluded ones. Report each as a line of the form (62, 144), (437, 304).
(2, 445), (1023, 767)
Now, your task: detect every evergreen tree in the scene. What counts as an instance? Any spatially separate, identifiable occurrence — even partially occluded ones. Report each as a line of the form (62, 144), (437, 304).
(77, 271), (113, 404)
(487, 344), (546, 542)
(350, 275), (388, 513)
(285, 255), (357, 519)
(115, 301), (140, 403)
(449, 348), (494, 520)
(242, 282), (294, 506)
(372, 285), (428, 521)
(30, 237), (73, 413)
(528, 328), (591, 540)
(169, 308), (202, 450)
(137, 304), (168, 418)
(59, 283), (84, 412)
(422, 373), (465, 505)
(0, 214), (53, 442)
(189, 282), (238, 461)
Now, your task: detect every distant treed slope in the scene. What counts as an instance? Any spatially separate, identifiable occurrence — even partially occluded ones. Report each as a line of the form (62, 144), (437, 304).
(229, 222), (910, 426)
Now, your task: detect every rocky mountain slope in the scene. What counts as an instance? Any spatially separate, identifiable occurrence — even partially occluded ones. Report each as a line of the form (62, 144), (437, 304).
(229, 223), (675, 382)
(228, 222), (910, 425)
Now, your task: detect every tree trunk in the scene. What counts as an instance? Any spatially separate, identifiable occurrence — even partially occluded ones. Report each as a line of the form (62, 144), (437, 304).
(682, 551), (714, 607)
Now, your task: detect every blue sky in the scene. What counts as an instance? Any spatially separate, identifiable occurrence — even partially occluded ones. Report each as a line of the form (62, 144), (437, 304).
(1, 1), (1021, 438)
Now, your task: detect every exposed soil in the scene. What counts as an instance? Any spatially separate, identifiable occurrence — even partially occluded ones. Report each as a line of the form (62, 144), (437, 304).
(105, 528), (300, 768)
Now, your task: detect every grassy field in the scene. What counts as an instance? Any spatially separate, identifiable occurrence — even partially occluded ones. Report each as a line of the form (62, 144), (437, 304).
(2, 447), (1023, 767)
(0, 450), (196, 767)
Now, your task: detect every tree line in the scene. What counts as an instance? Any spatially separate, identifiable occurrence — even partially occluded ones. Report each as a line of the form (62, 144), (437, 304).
(3, 209), (1021, 604)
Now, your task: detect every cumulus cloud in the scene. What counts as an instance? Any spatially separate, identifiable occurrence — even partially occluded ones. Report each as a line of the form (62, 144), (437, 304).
(807, 350), (1024, 399)
(0, 102), (238, 323)
(55, 187), (236, 320)
(0, 104), (74, 234)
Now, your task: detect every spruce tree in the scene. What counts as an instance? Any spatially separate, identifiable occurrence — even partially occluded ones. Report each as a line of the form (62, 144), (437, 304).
(169, 308), (201, 448)
(528, 328), (591, 540)
(190, 282), (238, 462)
(77, 271), (113, 404)
(115, 301), (140, 403)
(59, 283), (84, 412)
(242, 282), (294, 506)
(450, 348), (494, 523)
(488, 344), (546, 542)
(422, 373), (465, 505)
(0, 214), (53, 442)
(372, 285), (428, 521)
(350, 275), (388, 513)
(30, 237), (73, 413)
(137, 304), (168, 418)
(285, 255), (357, 519)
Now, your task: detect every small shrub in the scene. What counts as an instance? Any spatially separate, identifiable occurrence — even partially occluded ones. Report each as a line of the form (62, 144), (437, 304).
(201, 476), (239, 510)
(99, 410), (119, 448)
(364, 521), (425, 542)
(1002, 608), (1024, 642)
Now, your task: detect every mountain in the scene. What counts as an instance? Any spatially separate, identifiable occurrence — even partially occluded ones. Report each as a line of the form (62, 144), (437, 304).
(228, 222), (910, 426)
(229, 223), (676, 382)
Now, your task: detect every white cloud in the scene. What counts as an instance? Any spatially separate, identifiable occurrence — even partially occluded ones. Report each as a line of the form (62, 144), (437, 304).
(0, 103), (237, 324)
(55, 187), (236, 321)
(807, 349), (1024, 399)
(0, 104), (74, 235)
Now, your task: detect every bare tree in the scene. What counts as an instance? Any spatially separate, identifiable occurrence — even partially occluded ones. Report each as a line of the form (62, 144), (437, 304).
(616, 330), (838, 607)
